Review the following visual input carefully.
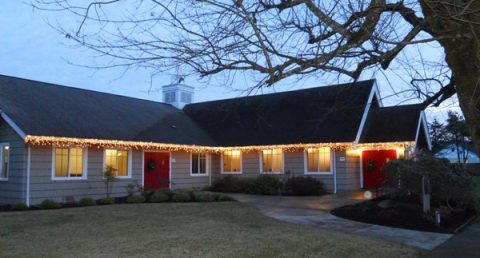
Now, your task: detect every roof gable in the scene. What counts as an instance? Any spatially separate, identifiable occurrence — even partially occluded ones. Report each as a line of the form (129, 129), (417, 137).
(359, 104), (424, 143)
(0, 75), (215, 145)
(184, 80), (375, 146)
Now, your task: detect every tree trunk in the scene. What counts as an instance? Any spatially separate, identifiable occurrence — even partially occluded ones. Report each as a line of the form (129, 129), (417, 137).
(420, 1), (480, 155)
(443, 43), (480, 156)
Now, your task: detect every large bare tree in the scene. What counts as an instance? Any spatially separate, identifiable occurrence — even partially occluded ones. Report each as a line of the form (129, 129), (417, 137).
(34, 0), (480, 153)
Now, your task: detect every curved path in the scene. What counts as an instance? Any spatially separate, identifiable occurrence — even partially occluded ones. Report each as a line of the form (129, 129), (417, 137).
(229, 192), (452, 250)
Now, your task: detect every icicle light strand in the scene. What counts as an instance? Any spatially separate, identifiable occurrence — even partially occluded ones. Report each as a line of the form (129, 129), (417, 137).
(24, 135), (415, 153)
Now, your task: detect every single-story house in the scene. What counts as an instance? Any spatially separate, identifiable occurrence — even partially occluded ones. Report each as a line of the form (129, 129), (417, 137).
(0, 75), (431, 205)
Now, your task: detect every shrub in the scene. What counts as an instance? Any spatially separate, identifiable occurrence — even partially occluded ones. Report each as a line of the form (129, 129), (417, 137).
(150, 191), (170, 203)
(249, 175), (283, 195)
(471, 177), (480, 212)
(383, 155), (475, 210)
(172, 191), (191, 202)
(284, 176), (326, 196)
(78, 197), (96, 207)
(213, 193), (235, 202)
(40, 199), (61, 209)
(209, 175), (253, 193)
(126, 195), (146, 203)
(99, 197), (115, 205)
(10, 202), (28, 211)
(195, 192), (215, 202)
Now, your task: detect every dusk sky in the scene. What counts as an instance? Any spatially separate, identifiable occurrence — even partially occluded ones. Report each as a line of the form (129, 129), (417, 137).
(0, 2), (459, 121)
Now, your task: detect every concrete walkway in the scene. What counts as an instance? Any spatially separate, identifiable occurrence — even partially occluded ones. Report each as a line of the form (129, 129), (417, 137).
(230, 192), (452, 250)
(426, 220), (480, 258)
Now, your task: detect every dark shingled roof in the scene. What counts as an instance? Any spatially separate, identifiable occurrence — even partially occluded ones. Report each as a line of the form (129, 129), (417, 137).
(0, 75), (426, 147)
(183, 80), (375, 146)
(0, 75), (216, 145)
(359, 104), (423, 143)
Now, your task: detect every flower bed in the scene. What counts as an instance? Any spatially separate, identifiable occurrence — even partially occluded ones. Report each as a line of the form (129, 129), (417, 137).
(331, 195), (476, 233)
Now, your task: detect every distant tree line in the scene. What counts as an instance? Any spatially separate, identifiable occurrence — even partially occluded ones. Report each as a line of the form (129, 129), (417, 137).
(430, 112), (475, 165)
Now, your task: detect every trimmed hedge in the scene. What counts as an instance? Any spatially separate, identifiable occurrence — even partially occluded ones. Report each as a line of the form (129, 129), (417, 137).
(78, 198), (96, 207)
(150, 191), (170, 203)
(284, 176), (326, 196)
(173, 192), (191, 202)
(99, 197), (115, 205)
(249, 175), (282, 195)
(209, 175), (252, 193)
(209, 175), (282, 195)
(40, 199), (61, 209)
(195, 192), (215, 202)
(10, 202), (28, 211)
(213, 193), (235, 202)
(126, 195), (146, 203)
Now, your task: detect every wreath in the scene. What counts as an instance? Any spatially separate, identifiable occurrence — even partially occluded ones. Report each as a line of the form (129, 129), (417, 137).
(366, 160), (376, 171)
(147, 159), (157, 171)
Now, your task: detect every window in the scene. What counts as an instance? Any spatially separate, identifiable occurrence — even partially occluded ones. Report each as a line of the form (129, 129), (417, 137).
(305, 147), (332, 174)
(0, 143), (9, 180)
(104, 149), (130, 177)
(164, 91), (176, 103)
(191, 153), (208, 176)
(53, 147), (86, 179)
(261, 149), (283, 173)
(181, 92), (192, 103)
(222, 150), (241, 173)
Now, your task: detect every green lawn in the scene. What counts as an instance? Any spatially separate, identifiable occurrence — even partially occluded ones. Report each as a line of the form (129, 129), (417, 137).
(0, 202), (423, 258)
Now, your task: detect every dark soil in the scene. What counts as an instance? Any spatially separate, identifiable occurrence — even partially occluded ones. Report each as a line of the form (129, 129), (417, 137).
(331, 196), (476, 234)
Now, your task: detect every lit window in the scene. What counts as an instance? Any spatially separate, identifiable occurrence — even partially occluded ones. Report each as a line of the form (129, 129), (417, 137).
(191, 153), (208, 175)
(105, 149), (129, 177)
(164, 92), (176, 103)
(306, 147), (332, 173)
(0, 144), (9, 180)
(54, 147), (85, 178)
(223, 150), (241, 173)
(261, 149), (283, 173)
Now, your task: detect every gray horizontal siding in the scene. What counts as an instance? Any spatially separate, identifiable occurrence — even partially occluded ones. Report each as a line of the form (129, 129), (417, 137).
(29, 147), (142, 205)
(211, 149), (361, 193)
(0, 118), (26, 205)
(170, 151), (210, 190)
(335, 150), (361, 191)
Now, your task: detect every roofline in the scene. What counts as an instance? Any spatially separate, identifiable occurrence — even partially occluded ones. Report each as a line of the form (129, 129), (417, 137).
(416, 111), (432, 150)
(185, 79), (376, 107)
(0, 74), (173, 107)
(0, 111), (26, 139)
(354, 80), (381, 143)
(24, 135), (413, 152)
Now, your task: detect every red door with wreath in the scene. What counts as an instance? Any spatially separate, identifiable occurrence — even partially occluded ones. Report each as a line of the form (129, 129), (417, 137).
(362, 150), (397, 189)
(144, 152), (170, 191)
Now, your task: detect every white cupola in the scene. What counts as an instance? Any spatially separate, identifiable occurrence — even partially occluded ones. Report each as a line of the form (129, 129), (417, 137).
(162, 75), (194, 109)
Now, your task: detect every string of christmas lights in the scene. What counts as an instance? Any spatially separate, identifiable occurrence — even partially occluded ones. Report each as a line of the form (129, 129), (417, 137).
(24, 135), (415, 154)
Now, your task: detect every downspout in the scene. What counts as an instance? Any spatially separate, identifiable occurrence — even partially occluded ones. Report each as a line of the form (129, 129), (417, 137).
(208, 155), (212, 187)
(333, 151), (337, 194)
(25, 146), (31, 207)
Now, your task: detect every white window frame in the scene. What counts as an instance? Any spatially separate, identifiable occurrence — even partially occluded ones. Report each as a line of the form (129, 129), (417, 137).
(303, 147), (334, 175)
(190, 153), (210, 176)
(259, 149), (284, 174)
(221, 150), (242, 174)
(103, 149), (133, 179)
(51, 146), (88, 181)
(0, 143), (10, 181)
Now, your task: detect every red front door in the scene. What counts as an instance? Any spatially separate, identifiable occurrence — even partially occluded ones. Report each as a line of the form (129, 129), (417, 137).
(144, 152), (170, 191)
(362, 150), (397, 189)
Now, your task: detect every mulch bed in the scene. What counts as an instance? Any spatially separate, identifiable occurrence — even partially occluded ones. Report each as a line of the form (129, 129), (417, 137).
(331, 196), (477, 234)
